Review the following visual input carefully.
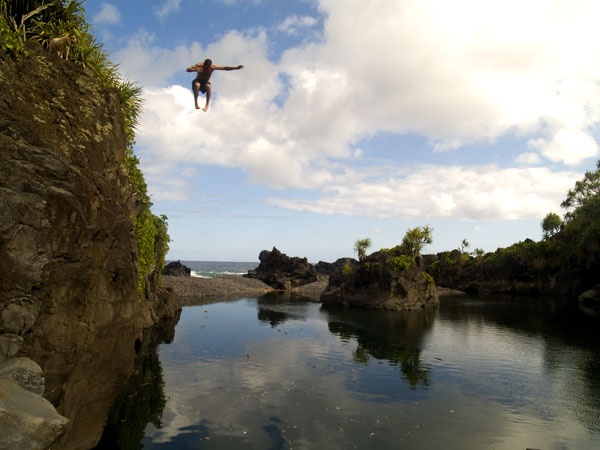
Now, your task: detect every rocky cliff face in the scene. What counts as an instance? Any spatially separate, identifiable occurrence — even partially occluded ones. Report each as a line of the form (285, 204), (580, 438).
(0, 44), (180, 449)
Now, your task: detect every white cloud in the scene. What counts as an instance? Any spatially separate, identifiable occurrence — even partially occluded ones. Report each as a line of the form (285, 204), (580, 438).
(113, 30), (206, 86)
(93, 3), (121, 25)
(120, 0), (600, 221)
(515, 152), (541, 165)
(276, 15), (317, 35)
(528, 129), (599, 165)
(266, 165), (580, 221)
(154, 0), (182, 19)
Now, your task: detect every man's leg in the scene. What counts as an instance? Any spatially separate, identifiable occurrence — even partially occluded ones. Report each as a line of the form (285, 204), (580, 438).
(192, 81), (201, 109)
(202, 83), (212, 112)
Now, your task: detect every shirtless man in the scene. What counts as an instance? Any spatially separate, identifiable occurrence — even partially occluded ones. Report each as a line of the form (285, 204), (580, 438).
(186, 59), (244, 111)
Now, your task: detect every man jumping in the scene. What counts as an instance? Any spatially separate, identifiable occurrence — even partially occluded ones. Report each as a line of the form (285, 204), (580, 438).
(186, 58), (244, 111)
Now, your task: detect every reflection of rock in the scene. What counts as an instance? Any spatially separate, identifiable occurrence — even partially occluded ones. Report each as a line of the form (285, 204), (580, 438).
(258, 308), (290, 327)
(321, 251), (439, 310)
(257, 295), (310, 327)
(579, 285), (600, 319)
(95, 314), (179, 449)
(162, 260), (191, 277)
(0, 358), (69, 449)
(324, 305), (436, 388)
(245, 247), (319, 289)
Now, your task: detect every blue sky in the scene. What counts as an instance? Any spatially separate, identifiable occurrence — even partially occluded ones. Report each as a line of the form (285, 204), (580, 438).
(83, 0), (600, 262)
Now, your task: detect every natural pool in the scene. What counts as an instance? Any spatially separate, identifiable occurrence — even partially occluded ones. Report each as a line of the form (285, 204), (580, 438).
(96, 295), (600, 449)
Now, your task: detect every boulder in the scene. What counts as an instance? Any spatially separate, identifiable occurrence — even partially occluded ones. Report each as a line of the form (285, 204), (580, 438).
(244, 247), (319, 289)
(162, 260), (191, 277)
(0, 378), (69, 450)
(0, 357), (45, 395)
(321, 250), (439, 310)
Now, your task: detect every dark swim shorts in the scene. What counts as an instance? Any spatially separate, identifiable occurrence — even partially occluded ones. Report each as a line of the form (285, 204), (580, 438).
(192, 79), (211, 93)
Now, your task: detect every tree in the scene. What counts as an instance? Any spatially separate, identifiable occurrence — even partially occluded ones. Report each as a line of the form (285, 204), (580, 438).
(354, 238), (371, 261)
(460, 238), (470, 254)
(561, 160), (600, 213)
(541, 212), (562, 239)
(400, 226), (433, 257)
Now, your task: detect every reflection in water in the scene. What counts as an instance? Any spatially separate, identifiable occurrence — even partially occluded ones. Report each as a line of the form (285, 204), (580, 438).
(325, 306), (436, 389)
(94, 317), (178, 449)
(256, 294), (311, 327)
(439, 295), (600, 434)
(97, 296), (600, 450)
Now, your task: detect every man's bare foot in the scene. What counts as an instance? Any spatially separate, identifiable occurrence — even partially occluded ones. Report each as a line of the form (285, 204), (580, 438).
(195, 104), (200, 110)
(202, 105), (209, 112)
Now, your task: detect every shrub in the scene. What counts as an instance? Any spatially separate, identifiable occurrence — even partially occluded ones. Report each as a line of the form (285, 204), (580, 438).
(421, 272), (434, 285)
(390, 255), (413, 271)
(342, 265), (353, 276)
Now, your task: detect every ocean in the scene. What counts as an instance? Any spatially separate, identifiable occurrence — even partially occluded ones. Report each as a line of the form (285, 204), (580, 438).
(172, 260), (258, 278)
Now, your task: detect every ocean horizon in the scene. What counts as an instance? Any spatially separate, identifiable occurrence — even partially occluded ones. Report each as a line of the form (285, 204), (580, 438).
(168, 260), (258, 278)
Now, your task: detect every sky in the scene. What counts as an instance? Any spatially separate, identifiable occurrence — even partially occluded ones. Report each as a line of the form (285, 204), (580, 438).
(83, 0), (600, 263)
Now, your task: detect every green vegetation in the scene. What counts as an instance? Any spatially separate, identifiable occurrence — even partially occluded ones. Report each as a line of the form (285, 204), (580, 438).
(354, 238), (372, 261)
(421, 272), (434, 285)
(541, 213), (562, 240)
(390, 255), (413, 271)
(427, 161), (600, 293)
(399, 225), (433, 257)
(1, 0), (170, 296)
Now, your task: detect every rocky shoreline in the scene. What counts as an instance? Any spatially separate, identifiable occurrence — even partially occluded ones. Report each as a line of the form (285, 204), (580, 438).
(161, 275), (330, 304)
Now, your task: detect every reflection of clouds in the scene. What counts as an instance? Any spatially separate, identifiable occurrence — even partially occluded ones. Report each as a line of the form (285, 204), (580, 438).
(144, 300), (600, 449)
(148, 302), (427, 448)
(146, 333), (358, 447)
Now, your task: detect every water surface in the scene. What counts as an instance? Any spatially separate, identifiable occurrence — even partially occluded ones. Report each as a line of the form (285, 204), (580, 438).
(99, 295), (600, 449)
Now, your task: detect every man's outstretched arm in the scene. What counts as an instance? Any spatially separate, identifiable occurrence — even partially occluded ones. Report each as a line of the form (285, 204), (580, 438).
(213, 65), (244, 71)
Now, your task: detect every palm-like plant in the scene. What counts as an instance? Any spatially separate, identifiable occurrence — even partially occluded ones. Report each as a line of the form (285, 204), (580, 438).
(354, 238), (372, 261)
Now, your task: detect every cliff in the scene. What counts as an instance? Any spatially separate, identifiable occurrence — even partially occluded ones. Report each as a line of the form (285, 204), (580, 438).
(0, 43), (180, 449)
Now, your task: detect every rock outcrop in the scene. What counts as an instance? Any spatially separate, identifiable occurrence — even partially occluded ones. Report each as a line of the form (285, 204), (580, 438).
(321, 251), (439, 310)
(162, 260), (192, 277)
(244, 247), (319, 289)
(315, 258), (355, 276)
(0, 43), (180, 449)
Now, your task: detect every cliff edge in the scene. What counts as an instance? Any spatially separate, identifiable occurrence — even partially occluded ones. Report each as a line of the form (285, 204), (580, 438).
(0, 43), (180, 449)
